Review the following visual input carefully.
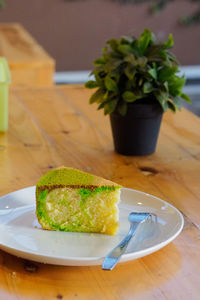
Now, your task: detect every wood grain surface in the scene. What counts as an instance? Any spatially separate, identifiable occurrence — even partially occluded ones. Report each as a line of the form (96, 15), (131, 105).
(0, 85), (199, 300)
(0, 23), (55, 86)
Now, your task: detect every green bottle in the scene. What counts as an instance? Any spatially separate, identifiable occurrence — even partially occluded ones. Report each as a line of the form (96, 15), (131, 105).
(0, 57), (11, 132)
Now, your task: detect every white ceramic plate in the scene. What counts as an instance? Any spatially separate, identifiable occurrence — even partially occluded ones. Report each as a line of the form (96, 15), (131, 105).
(0, 186), (183, 266)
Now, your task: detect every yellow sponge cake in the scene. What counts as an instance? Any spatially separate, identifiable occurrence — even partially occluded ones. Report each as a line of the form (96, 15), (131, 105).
(36, 167), (122, 235)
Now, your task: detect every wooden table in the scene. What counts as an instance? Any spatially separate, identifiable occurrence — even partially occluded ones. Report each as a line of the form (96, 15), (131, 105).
(0, 23), (55, 86)
(0, 85), (200, 300)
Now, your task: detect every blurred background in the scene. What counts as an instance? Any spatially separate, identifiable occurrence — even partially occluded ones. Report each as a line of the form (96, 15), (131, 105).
(0, 0), (200, 114)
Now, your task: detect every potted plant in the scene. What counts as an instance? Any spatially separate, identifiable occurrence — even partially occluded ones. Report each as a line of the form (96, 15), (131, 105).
(85, 29), (191, 155)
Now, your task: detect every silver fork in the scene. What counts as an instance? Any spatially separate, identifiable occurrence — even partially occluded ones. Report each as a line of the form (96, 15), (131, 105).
(102, 212), (152, 270)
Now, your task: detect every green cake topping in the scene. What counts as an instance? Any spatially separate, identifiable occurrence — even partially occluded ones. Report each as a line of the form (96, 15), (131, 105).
(36, 167), (122, 189)
(37, 168), (94, 187)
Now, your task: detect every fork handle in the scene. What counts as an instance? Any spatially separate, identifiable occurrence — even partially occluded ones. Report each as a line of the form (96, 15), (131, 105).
(102, 222), (140, 271)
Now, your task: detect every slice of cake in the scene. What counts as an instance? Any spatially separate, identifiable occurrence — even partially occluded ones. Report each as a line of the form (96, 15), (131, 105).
(36, 167), (122, 235)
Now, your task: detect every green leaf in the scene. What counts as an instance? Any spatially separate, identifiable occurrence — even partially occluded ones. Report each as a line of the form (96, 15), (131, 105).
(107, 39), (119, 51)
(130, 40), (141, 57)
(146, 44), (165, 60)
(172, 96), (181, 111)
(158, 66), (178, 82)
(158, 49), (167, 60)
(93, 58), (105, 65)
(104, 99), (118, 115)
(122, 91), (139, 103)
(139, 29), (151, 55)
(143, 82), (153, 94)
(167, 101), (176, 113)
(118, 44), (133, 55)
(164, 34), (174, 49)
(105, 76), (118, 92)
(85, 80), (98, 89)
(166, 51), (179, 64)
(97, 102), (104, 110)
(93, 71), (104, 86)
(109, 58), (122, 69)
(138, 78), (143, 86)
(103, 90), (109, 101)
(102, 46), (108, 53)
(124, 54), (136, 64)
(89, 89), (104, 104)
(121, 36), (134, 44)
(118, 102), (127, 116)
(168, 76), (186, 96)
(155, 91), (169, 112)
(137, 56), (148, 67)
(150, 32), (156, 44)
(148, 68), (157, 80)
(164, 81), (169, 92)
(180, 93), (192, 103)
(125, 80), (135, 91)
(152, 62), (157, 69)
(125, 65), (136, 80)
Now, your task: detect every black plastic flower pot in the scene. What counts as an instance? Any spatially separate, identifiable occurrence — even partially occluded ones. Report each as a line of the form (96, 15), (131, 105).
(110, 99), (163, 156)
